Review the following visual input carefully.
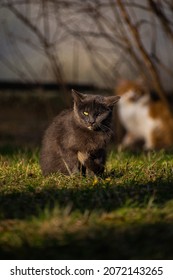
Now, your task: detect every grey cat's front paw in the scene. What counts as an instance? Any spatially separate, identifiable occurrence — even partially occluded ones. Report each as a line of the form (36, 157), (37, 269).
(77, 151), (88, 165)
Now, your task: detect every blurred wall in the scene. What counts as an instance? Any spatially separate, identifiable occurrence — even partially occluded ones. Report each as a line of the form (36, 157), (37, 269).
(0, 1), (173, 91)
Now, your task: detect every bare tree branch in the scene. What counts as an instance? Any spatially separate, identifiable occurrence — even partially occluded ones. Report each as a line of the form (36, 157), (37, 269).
(148, 0), (173, 43)
(1, 0), (173, 104)
(116, 0), (170, 109)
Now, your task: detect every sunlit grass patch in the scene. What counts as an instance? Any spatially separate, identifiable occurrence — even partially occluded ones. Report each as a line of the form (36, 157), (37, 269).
(0, 148), (173, 259)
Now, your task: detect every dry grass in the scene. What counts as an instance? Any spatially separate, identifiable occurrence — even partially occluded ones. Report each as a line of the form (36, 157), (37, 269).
(0, 148), (173, 259)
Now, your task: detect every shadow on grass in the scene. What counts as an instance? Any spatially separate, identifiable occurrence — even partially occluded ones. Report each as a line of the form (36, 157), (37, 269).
(0, 145), (39, 156)
(1, 220), (173, 259)
(1, 145), (173, 219)
(1, 177), (173, 219)
(1, 146), (173, 259)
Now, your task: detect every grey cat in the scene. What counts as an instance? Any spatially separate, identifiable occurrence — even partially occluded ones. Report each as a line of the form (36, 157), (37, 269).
(40, 90), (120, 176)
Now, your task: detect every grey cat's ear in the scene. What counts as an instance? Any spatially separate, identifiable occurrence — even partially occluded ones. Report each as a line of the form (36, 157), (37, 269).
(72, 89), (86, 103)
(103, 95), (120, 107)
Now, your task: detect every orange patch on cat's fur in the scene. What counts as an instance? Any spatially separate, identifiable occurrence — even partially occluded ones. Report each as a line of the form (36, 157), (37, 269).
(116, 79), (173, 150)
(116, 80), (145, 97)
(150, 102), (173, 148)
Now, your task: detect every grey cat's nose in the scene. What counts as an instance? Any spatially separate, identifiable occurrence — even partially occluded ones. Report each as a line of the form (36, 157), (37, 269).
(88, 116), (95, 125)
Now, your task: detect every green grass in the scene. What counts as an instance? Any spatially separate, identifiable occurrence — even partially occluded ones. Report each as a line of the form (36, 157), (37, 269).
(1, 148), (173, 259)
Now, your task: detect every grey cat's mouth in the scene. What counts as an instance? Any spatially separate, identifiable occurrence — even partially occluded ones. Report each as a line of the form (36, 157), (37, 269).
(87, 125), (99, 131)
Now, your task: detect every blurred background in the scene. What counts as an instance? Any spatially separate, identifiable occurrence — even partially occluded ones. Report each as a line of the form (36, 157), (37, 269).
(1, 0), (173, 149)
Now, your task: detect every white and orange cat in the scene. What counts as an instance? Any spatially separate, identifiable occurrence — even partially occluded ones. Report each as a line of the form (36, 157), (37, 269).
(116, 79), (173, 150)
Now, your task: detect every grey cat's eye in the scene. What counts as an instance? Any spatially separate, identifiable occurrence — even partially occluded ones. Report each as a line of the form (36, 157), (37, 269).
(97, 112), (102, 116)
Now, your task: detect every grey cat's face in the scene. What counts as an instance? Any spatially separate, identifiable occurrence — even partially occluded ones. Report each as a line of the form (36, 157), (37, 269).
(76, 100), (111, 131)
(72, 90), (120, 131)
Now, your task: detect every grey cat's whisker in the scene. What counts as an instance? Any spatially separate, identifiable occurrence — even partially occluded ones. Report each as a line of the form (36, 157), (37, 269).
(99, 123), (114, 134)
(61, 157), (72, 176)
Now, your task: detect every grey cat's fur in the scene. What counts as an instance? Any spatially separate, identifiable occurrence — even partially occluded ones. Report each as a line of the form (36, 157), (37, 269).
(40, 90), (120, 176)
